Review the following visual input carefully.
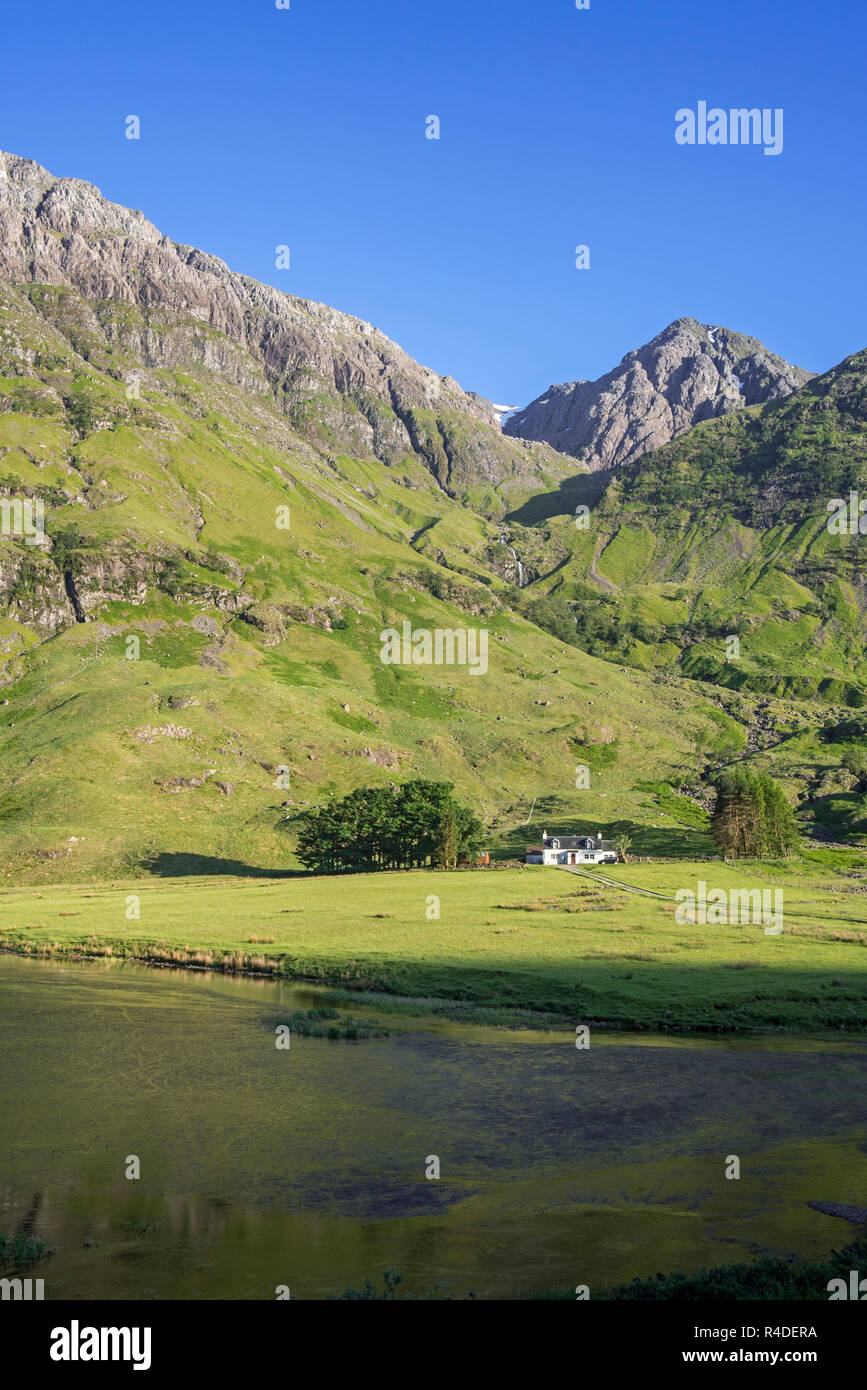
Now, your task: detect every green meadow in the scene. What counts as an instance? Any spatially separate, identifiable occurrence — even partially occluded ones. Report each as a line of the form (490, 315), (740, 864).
(1, 858), (864, 1033)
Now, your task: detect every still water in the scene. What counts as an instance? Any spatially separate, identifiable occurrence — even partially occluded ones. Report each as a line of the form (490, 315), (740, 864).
(1, 952), (865, 1299)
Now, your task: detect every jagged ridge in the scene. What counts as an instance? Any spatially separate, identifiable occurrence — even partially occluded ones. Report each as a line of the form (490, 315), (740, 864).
(0, 149), (573, 503)
(505, 317), (813, 470)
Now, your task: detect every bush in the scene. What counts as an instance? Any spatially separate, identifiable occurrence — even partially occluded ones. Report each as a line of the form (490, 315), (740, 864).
(330, 1269), (404, 1300)
(281, 1008), (389, 1040)
(0, 1233), (55, 1268)
(64, 393), (94, 438)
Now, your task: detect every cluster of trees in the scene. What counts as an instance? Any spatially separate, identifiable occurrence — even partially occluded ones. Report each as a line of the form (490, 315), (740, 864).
(710, 769), (800, 858)
(294, 779), (485, 874)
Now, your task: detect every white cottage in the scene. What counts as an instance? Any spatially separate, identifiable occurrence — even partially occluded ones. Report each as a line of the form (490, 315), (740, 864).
(525, 830), (618, 866)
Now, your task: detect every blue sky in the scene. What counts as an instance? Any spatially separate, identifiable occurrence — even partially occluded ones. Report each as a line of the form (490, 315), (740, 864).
(1, 0), (864, 405)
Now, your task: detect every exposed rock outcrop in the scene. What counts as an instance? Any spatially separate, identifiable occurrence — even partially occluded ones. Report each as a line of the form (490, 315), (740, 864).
(505, 318), (813, 470)
(0, 149), (571, 497)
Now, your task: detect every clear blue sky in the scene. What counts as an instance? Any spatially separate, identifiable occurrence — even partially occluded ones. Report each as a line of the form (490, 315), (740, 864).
(1, 0), (864, 405)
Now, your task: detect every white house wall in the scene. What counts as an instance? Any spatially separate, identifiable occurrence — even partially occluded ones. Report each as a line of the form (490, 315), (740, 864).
(540, 850), (614, 865)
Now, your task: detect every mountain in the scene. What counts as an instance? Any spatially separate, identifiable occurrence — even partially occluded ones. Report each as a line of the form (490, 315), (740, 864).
(525, 346), (867, 701)
(0, 149), (862, 877)
(515, 348), (867, 838)
(0, 149), (772, 881)
(504, 318), (813, 469)
(0, 149), (573, 513)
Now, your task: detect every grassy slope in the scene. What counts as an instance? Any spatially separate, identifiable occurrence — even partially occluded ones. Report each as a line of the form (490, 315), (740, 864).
(0, 280), (863, 875)
(0, 281), (765, 881)
(503, 358), (867, 842)
(520, 353), (867, 702)
(1, 860), (865, 1032)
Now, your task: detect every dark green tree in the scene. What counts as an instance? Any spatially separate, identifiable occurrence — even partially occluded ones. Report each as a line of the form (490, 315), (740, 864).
(711, 769), (799, 858)
(293, 780), (484, 874)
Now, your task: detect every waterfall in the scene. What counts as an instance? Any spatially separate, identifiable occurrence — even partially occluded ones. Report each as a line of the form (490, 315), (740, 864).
(511, 548), (527, 588)
(500, 536), (527, 588)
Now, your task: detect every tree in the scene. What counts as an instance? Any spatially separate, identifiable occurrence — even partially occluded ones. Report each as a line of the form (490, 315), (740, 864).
(711, 769), (799, 859)
(292, 780), (484, 874)
(710, 769), (748, 856)
(64, 392), (94, 439)
(616, 834), (632, 863)
(759, 777), (800, 858)
(295, 801), (352, 874)
(433, 811), (458, 869)
(48, 523), (95, 578)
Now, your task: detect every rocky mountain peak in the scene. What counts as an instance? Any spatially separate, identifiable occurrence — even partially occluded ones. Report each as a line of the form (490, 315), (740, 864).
(504, 317), (813, 470)
(2, 149), (563, 496)
(0, 149), (479, 412)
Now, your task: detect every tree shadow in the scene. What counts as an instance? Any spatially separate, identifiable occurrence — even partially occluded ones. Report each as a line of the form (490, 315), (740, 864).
(140, 851), (304, 879)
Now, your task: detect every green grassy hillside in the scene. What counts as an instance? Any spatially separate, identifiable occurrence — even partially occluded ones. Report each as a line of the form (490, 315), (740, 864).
(0, 278), (757, 881)
(522, 351), (866, 703)
(0, 275), (864, 873)
(503, 353), (867, 841)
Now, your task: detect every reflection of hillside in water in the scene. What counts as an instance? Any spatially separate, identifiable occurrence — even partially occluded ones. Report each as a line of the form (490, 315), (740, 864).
(2, 953), (866, 1299)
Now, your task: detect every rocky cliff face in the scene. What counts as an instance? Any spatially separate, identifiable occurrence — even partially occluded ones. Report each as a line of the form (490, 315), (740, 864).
(0, 149), (569, 498)
(504, 318), (813, 470)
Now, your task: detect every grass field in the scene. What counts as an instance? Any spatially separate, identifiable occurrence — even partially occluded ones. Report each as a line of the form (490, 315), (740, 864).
(1, 857), (865, 1033)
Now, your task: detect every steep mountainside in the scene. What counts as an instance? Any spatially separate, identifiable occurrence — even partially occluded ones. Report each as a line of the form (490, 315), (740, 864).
(0, 150), (768, 881)
(0, 150), (861, 877)
(521, 348), (867, 693)
(505, 318), (813, 469)
(0, 149), (573, 511)
(510, 351), (867, 837)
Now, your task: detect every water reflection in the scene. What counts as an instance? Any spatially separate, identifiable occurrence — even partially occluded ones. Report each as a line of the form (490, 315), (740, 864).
(1, 952), (866, 1299)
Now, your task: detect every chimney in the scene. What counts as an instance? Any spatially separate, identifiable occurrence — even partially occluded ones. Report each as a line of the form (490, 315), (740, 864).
(597, 831), (602, 840)
(542, 829), (547, 841)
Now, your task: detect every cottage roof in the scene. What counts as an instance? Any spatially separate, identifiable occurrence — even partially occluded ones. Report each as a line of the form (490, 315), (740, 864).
(544, 834), (618, 852)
